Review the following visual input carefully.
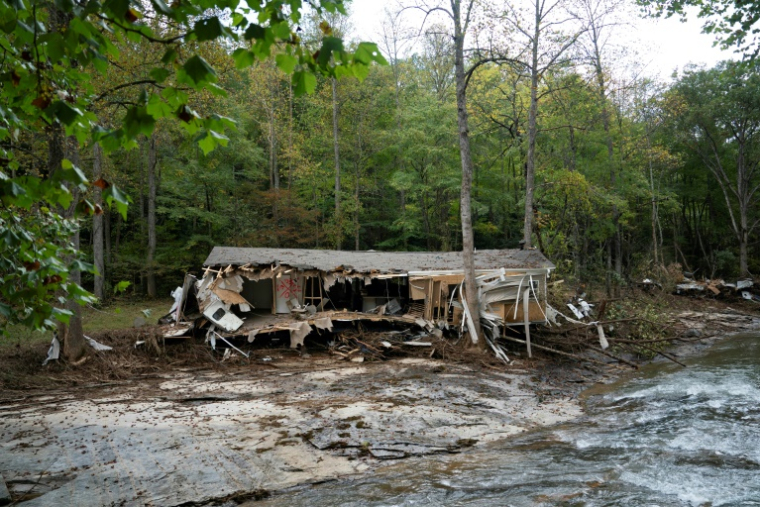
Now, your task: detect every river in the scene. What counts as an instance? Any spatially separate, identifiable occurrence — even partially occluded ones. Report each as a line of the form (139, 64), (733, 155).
(254, 332), (760, 506)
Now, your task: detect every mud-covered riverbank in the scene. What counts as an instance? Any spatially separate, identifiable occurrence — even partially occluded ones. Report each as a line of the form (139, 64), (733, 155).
(0, 357), (583, 506)
(2, 297), (760, 506)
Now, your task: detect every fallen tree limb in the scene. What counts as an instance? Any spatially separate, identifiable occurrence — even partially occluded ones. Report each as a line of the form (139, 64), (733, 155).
(501, 336), (608, 367)
(587, 345), (639, 369)
(625, 343), (687, 368)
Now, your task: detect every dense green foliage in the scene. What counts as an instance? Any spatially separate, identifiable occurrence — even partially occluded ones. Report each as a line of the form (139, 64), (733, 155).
(85, 54), (760, 298)
(0, 0), (383, 333)
(2, 0), (760, 335)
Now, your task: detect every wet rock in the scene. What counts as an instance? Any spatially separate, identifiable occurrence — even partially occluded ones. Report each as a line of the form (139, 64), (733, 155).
(0, 473), (10, 506)
(685, 328), (702, 338)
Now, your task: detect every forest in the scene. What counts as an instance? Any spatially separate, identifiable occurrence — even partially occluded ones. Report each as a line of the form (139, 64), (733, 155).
(2, 0), (760, 341)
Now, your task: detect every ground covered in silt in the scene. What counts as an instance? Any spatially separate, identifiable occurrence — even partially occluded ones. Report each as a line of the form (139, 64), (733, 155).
(0, 356), (582, 506)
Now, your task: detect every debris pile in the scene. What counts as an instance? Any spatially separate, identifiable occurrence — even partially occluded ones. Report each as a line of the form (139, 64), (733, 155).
(529, 293), (760, 370)
(674, 275), (758, 301)
(152, 247), (558, 363)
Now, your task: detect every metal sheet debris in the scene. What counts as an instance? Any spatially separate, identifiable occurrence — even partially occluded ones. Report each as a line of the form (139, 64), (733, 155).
(202, 300), (243, 332)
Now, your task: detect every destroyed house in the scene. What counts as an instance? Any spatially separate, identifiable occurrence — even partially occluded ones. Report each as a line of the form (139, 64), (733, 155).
(189, 247), (554, 347)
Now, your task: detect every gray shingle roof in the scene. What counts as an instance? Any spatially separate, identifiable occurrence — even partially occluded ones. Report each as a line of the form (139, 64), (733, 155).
(203, 247), (554, 273)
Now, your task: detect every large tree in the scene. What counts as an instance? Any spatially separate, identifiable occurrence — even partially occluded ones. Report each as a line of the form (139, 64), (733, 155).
(0, 0), (384, 341)
(671, 61), (760, 278)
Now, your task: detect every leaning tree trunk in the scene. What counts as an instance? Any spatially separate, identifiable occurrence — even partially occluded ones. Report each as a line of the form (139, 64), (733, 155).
(146, 134), (157, 298)
(92, 142), (105, 300)
(452, 0), (483, 345)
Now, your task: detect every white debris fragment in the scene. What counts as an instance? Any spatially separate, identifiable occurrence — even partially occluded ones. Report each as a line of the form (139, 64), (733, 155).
(567, 303), (584, 320)
(597, 324), (609, 350)
(578, 299), (593, 318)
(168, 286), (183, 322)
(313, 317), (333, 331)
(85, 335), (113, 351)
(202, 299), (243, 332)
(289, 321), (312, 349)
(42, 336), (60, 366)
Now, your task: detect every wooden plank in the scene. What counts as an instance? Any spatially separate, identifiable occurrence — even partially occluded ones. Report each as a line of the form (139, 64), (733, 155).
(503, 301), (546, 323)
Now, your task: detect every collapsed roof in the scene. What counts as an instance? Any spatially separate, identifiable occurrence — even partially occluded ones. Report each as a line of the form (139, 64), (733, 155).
(203, 247), (555, 273)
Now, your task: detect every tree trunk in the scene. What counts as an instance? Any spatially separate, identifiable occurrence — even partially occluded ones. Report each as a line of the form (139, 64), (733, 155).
(452, 0), (483, 345)
(355, 165), (360, 251)
(92, 143), (105, 300)
(354, 122), (363, 252)
(146, 134), (157, 298)
(48, 129), (86, 361)
(105, 208), (111, 267)
(523, 2), (540, 249)
(332, 77), (341, 250)
(288, 84), (293, 189)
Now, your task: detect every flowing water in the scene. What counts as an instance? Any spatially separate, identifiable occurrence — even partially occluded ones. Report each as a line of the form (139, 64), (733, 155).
(256, 332), (760, 506)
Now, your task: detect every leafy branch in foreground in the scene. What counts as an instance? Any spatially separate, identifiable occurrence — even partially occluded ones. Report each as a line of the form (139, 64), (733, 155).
(0, 0), (386, 338)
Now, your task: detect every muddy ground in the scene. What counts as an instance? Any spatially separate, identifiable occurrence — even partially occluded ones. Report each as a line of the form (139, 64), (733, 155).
(1, 292), (759, 506)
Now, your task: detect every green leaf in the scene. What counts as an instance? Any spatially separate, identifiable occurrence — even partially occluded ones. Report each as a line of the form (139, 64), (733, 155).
(275, 53), (297, 74)
(194, 16), (224, 42)
(197, 129), (229, 155)
(293, 71), (316, 96)
(52, 159), (88, 187)
(354, 42), (387, 65)
(149, 67), (170, 83)
(114, 280), (131, 294)
(271, 21), (290, 39)
(161, 47), (178, 65)
(232, 48), (254, 69)
(146, 93), (173, 118)
(103, 185), (129, 220)
(244, 23), (265, 40)
(150, 0), (172, 16)
(51, 306), (73, 324)
(48, 101), (83, 126)
(123, 106), (155, 138)
(318, 36), (343, 66)
(182, 55), (216, 85)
